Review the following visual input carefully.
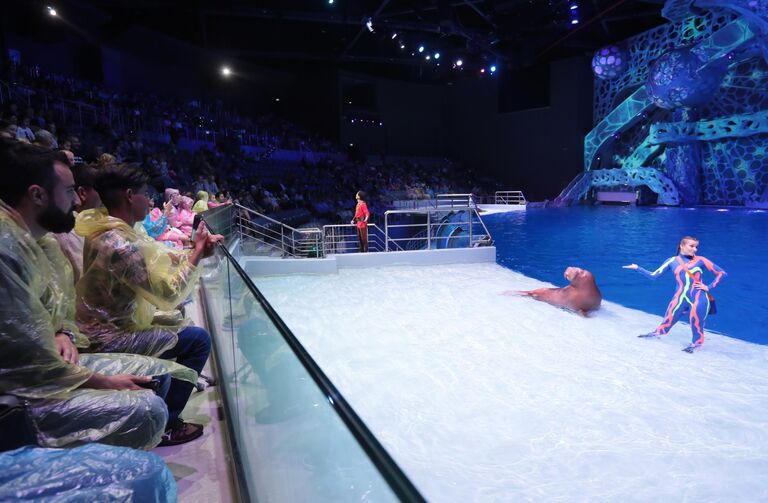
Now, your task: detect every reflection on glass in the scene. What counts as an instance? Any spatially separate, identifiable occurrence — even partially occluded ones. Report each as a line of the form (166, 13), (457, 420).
(201, 247), (401, 502)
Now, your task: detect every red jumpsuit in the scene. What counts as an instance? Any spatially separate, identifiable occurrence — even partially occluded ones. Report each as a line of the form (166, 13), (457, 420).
(354, 201), (369, 252)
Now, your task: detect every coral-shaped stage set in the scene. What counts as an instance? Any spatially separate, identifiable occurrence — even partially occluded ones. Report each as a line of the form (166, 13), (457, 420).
(557, 0), (768, 207)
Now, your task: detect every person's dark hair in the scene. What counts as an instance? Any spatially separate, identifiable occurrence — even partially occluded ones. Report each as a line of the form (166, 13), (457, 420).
(676, 235), (698, 255)
(356, 190), (367, 201)
(0, 139), (68, 207)
(72, 164), (99, 190)
(94, 163), (149, 209)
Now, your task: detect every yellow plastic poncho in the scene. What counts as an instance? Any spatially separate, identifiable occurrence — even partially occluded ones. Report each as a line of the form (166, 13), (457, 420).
(192, 191), (210, 214)
(0, 201), (183, 449)
(75, 208), (201, 356)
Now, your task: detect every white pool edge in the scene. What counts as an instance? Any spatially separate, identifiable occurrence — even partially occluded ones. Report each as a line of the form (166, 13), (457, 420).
(242, 246), (497, 276)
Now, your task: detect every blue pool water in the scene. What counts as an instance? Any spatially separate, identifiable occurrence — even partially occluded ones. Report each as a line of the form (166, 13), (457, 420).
(484, 206), (768, 344)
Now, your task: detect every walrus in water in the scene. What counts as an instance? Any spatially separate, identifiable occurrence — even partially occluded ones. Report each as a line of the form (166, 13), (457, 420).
(503, 266), (602, 316)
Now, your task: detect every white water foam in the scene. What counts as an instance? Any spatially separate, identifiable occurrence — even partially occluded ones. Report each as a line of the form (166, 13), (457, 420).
(255, 262), (768, 502)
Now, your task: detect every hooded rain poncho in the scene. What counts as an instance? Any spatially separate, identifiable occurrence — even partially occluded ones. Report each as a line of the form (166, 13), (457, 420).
(0, 201), (188, 449)
(75, 208), (201, 356)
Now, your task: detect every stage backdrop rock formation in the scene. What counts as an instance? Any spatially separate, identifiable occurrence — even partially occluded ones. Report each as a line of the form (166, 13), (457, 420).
(556, 0), (768, 207)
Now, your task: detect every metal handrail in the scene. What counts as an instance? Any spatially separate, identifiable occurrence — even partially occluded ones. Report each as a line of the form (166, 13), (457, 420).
(202, 236), (426, 502)
(391, 194), (476, 210)
(235, 204), (322, 258)
(436, 193), (476, 208)
(383, 206), (492, 251)
(213, 202), (489, 258)
(321, 223), (401, 255)
(494, 191), (527, 205)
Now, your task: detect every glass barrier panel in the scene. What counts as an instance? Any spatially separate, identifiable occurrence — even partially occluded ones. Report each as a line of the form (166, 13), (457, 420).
(202, 248), (402, 502)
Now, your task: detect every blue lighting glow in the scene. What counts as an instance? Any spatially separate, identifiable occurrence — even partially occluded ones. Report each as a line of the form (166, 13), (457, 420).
(570, 4), (578, 10)
(434, 52), (440, 59)
(571, 19), (579, 25)
(490, 65), (497, 72)
(418, 45), (425, 53)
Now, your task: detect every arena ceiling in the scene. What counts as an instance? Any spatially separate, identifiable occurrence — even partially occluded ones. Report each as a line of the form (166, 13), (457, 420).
(14, 0), (669, 80)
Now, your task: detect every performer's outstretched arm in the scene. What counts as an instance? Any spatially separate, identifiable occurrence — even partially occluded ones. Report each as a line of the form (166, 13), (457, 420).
(623, 256), (676, 280)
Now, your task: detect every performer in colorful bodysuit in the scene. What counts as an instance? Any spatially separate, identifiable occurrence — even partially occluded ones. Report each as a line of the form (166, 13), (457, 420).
(623, 236), (726, 353)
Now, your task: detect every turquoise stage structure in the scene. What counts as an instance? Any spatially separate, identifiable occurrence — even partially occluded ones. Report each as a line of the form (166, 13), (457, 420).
(556, 0), (768, 206)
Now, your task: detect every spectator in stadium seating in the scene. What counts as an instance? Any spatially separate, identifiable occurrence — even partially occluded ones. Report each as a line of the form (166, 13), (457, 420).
(163, 187), (182, 227)
(177, 195), (195, 236)
(53, 163), (101, 283)
(16, 117), (35, 143)
(192, 190), (210, 214)
(33, 129), (57, 150)
(75, 163), (222, 445)
(141, 196), (169, 240)
(211, 191), (231, 207)
(60, 149), (75, 166)
(0, 139), (168, 449)
(96, 153), (116, 166)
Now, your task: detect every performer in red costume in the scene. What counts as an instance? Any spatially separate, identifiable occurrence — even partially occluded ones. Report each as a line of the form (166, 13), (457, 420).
(351, 191), (370, 253)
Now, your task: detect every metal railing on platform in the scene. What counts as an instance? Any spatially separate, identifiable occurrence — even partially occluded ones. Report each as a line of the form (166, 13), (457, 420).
(234, 204), (322, 258)
(383, 206), (493, 252)
(205, 201), (491, 259)
(494, 191), (527, 205)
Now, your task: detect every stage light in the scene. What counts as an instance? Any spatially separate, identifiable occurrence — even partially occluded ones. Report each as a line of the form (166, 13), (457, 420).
(47, 6), (57, 16)
(275, 98), (280, 102)
(366, 18), (374, 32)
(434, 52), (440, 59)
(456, 59), (463, 66)
(400, 43), (406, 49)
(221, 66), (231, 76)
(490, 65), (497, 72)
(426, 55), (431, 60)
(391, 32), (398, 39)
(570, 4), (578, 10)
(418, 45), (425, 53)
(571, 19), (579, 24)
(328, 0), (334, 4)
(480, 68), (485, 73)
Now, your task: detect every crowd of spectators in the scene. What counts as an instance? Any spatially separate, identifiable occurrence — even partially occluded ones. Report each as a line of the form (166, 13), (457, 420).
(1, 64), (493, 231)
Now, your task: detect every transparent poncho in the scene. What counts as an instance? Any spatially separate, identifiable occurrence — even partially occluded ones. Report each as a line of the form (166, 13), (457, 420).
(0, 201), (194, 449)
(75, 208), (201, 357)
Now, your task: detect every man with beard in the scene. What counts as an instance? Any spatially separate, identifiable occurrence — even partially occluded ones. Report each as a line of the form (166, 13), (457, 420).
(76, 163), (221, 446)
(53, 163), (101, 284)
(0, 139), (169, 449)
